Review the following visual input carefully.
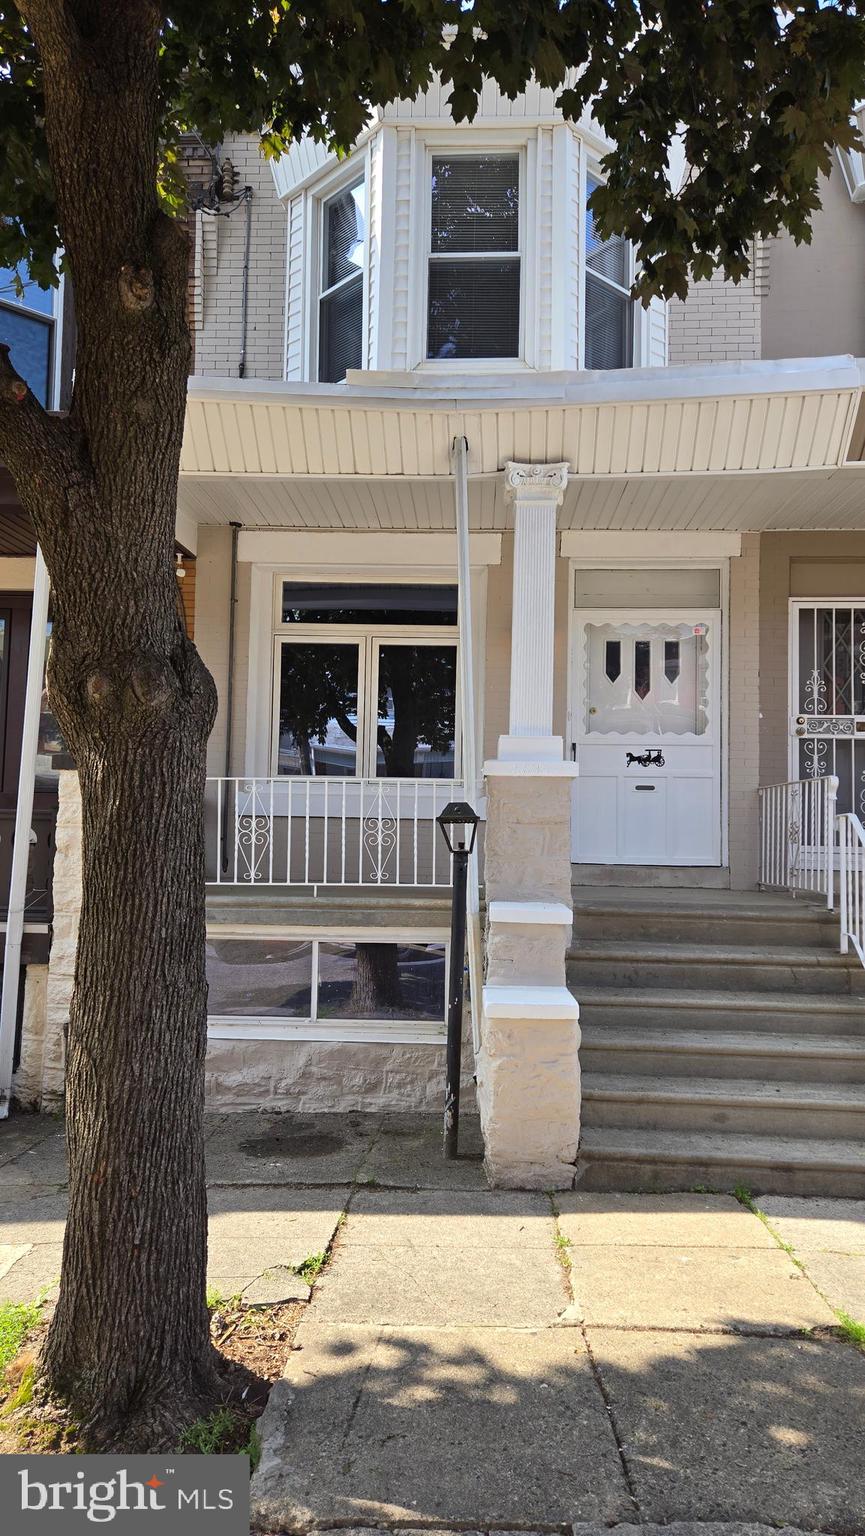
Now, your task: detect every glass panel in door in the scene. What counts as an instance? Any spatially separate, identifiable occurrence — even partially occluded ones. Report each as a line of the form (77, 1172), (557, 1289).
(374, 643), (457, 777)
(585, 622), (710, 736)
(277, 641), (360, 775)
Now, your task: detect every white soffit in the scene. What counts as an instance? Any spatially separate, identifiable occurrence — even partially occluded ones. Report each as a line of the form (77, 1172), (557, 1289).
(235, 529), (502, 566)
(177, 464), (865, 534)
(182, 365), (862, 482)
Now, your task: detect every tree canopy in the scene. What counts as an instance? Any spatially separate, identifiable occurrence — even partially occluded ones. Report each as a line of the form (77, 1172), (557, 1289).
(2, 1), (865, 303)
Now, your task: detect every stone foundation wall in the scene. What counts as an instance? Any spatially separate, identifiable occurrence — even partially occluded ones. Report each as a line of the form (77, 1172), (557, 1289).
(11, 963), (48, 1109)
(205, 1035), (476, 1113)
(41, 769), (83, 1107)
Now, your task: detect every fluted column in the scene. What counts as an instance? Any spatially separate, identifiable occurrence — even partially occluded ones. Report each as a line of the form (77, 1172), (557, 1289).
(476, 461), (580, 1190)
(501, 461), (568, 759)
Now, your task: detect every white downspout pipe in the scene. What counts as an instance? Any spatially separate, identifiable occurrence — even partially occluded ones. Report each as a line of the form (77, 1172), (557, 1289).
(0, 546), (50, 1117)
(452, 436), (483, 1055)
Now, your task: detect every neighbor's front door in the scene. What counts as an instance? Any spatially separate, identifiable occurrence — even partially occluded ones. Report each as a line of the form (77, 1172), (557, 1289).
(571, 608), (722, 865)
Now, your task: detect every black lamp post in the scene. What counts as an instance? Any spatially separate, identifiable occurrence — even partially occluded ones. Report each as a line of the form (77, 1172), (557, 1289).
(436, 800), (480, 1159)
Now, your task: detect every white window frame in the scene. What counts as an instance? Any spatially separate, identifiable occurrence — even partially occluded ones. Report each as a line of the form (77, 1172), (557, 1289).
(581, 162), (637, 371)
(206, 925), (449, 1044)
(409, 131), (535, 371)
(270, 611), (461, 780)
(310, 159), (369, 383)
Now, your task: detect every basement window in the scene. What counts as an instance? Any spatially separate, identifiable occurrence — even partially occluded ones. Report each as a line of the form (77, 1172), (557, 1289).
(206, 935), (446, 1042)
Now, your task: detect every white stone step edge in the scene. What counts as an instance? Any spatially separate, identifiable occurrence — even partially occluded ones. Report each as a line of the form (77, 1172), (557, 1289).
(483, 984), (580, 1020)
(488, 900), (573, 925)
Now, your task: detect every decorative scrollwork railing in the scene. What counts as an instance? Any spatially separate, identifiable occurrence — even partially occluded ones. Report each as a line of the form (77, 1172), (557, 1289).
(206, 776), (465, 889)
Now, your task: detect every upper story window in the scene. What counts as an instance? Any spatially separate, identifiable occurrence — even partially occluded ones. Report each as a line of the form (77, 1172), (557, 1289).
(0, 260), (56, 405)
(318, 179), (366, 383)
(427, 154), (520, 361)
(585, 175), (634, 370)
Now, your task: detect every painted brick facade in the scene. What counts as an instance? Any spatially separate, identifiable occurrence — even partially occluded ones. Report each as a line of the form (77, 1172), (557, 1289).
(668, 250), (763, 366)
(192, 133), (287, 382)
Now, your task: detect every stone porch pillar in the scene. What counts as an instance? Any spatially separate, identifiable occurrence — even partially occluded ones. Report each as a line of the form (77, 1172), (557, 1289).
(476, 463), (581, 1190)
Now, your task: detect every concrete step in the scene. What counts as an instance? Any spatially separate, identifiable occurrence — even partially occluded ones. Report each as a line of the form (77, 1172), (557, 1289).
(571, 892), (838, 949)
(577, 1126), (865, 1197)
(580, 1025), (865, 1084)
(567, 940), (865, 995)
(574, 986), (865, 1036)
(582, 1072), (865, 1140)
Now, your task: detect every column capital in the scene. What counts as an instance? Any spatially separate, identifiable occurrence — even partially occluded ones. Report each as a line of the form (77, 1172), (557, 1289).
(504, 461), (569, 504)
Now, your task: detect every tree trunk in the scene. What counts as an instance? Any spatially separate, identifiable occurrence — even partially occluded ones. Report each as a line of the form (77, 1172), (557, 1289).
(350, 942), (403, 1017)
(0, 2), (221, 1447)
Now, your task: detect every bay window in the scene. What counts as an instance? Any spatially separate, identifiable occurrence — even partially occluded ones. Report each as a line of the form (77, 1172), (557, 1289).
(585, 174), (634, 370)
(427, 154), (520, 361)
(318, 178), (366, 382)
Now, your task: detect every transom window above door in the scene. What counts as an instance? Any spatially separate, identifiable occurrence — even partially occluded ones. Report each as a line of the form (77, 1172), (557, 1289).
(427, 154), (520, 361)
(274, 584), (458, 779)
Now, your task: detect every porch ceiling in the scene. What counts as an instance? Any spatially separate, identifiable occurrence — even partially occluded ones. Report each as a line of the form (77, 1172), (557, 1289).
(178, 463), (865, 534)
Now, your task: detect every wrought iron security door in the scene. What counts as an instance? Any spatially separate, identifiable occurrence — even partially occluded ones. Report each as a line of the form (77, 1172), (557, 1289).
(790, 602), (865, 817)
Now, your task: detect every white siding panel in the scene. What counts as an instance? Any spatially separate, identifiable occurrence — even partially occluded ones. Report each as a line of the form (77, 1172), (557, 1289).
(390, 130), (414, 370)
(284, 193), (306, 380)
(535, 127), (555, 371)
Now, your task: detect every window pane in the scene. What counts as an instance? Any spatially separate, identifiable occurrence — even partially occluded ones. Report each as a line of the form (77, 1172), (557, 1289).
(317, 941), (445, 1021)
(586, 174), (629, 286)
(278, 642), (359, 775)
(0, 263), (54, 316)
(206, 937), (313, 1017)
(281, 583), (457, 625)
(585, 273), (632, 370)
(428, 257), (520, 359)
(0, 306), (51, 404)
(319, 274), (363, 383)
(431, 156), (519, 253)
(375, 644), (457, 778)
(324, 181), (366, 289)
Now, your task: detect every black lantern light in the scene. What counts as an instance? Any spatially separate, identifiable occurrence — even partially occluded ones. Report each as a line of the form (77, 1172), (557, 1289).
(435, 800), (479, 1158)
(435, 800), (479, 856)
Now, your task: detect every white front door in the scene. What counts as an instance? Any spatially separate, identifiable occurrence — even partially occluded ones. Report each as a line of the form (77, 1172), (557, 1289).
(570, 608), (722, 865)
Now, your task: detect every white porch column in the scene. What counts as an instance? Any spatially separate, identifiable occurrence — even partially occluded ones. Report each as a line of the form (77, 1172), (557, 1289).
(477, 461), (581, 1191)
(498, 462), (569, 761)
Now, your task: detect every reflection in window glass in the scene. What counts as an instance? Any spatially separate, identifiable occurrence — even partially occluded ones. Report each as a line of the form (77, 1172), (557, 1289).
(319, 179), (366, 382)
(206, 938), (313, 1017)
(375, 645), (456, 778)
(317, 941), (445, 1021)
(278, 642), (359, 775)
(281, 584), (457, 625)
(585, 174), (633, 370)
(0, 306), (51, 404)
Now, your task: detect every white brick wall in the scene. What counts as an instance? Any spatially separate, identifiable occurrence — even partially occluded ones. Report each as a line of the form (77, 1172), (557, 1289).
(668, 248), (763, 366)
(194, 134), (287, 381)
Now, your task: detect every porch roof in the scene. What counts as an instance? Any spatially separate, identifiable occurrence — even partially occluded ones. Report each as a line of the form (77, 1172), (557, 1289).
(178, 355), (865, 536)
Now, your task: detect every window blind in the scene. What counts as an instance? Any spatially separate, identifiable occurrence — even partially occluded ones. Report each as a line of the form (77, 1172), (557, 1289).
(319, 180), (365, 382)
(427, 154), (520, 360)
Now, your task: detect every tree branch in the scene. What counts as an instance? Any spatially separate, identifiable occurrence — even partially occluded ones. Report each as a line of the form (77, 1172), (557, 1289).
(0, 342), (86, 543)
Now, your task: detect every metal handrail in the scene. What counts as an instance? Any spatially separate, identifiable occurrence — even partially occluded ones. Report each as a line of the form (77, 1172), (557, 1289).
(838, 812), (865, 968)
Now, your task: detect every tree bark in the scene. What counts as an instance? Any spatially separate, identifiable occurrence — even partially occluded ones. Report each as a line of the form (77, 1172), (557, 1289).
(0, 1), (221, 1446)
(350, 942), (403, 1017)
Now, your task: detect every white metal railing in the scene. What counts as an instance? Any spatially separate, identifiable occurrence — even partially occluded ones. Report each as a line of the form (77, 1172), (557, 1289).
(206, 776), (464, 888)
(759, 774), (838, 907)
(838, 813), (865, 967)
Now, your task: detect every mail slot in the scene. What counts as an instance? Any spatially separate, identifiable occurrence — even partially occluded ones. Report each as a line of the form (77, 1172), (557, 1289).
(634, 784), (656, 791)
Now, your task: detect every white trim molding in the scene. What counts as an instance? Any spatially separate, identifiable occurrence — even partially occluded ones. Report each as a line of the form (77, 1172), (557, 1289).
(560, 531), (742, 559)
(504, 461), (568, 744)
(237, 530), (502, 566)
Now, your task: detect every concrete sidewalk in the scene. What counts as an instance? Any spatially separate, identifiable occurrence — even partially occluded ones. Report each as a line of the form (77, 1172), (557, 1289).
(1, 1110), (864, 1534)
